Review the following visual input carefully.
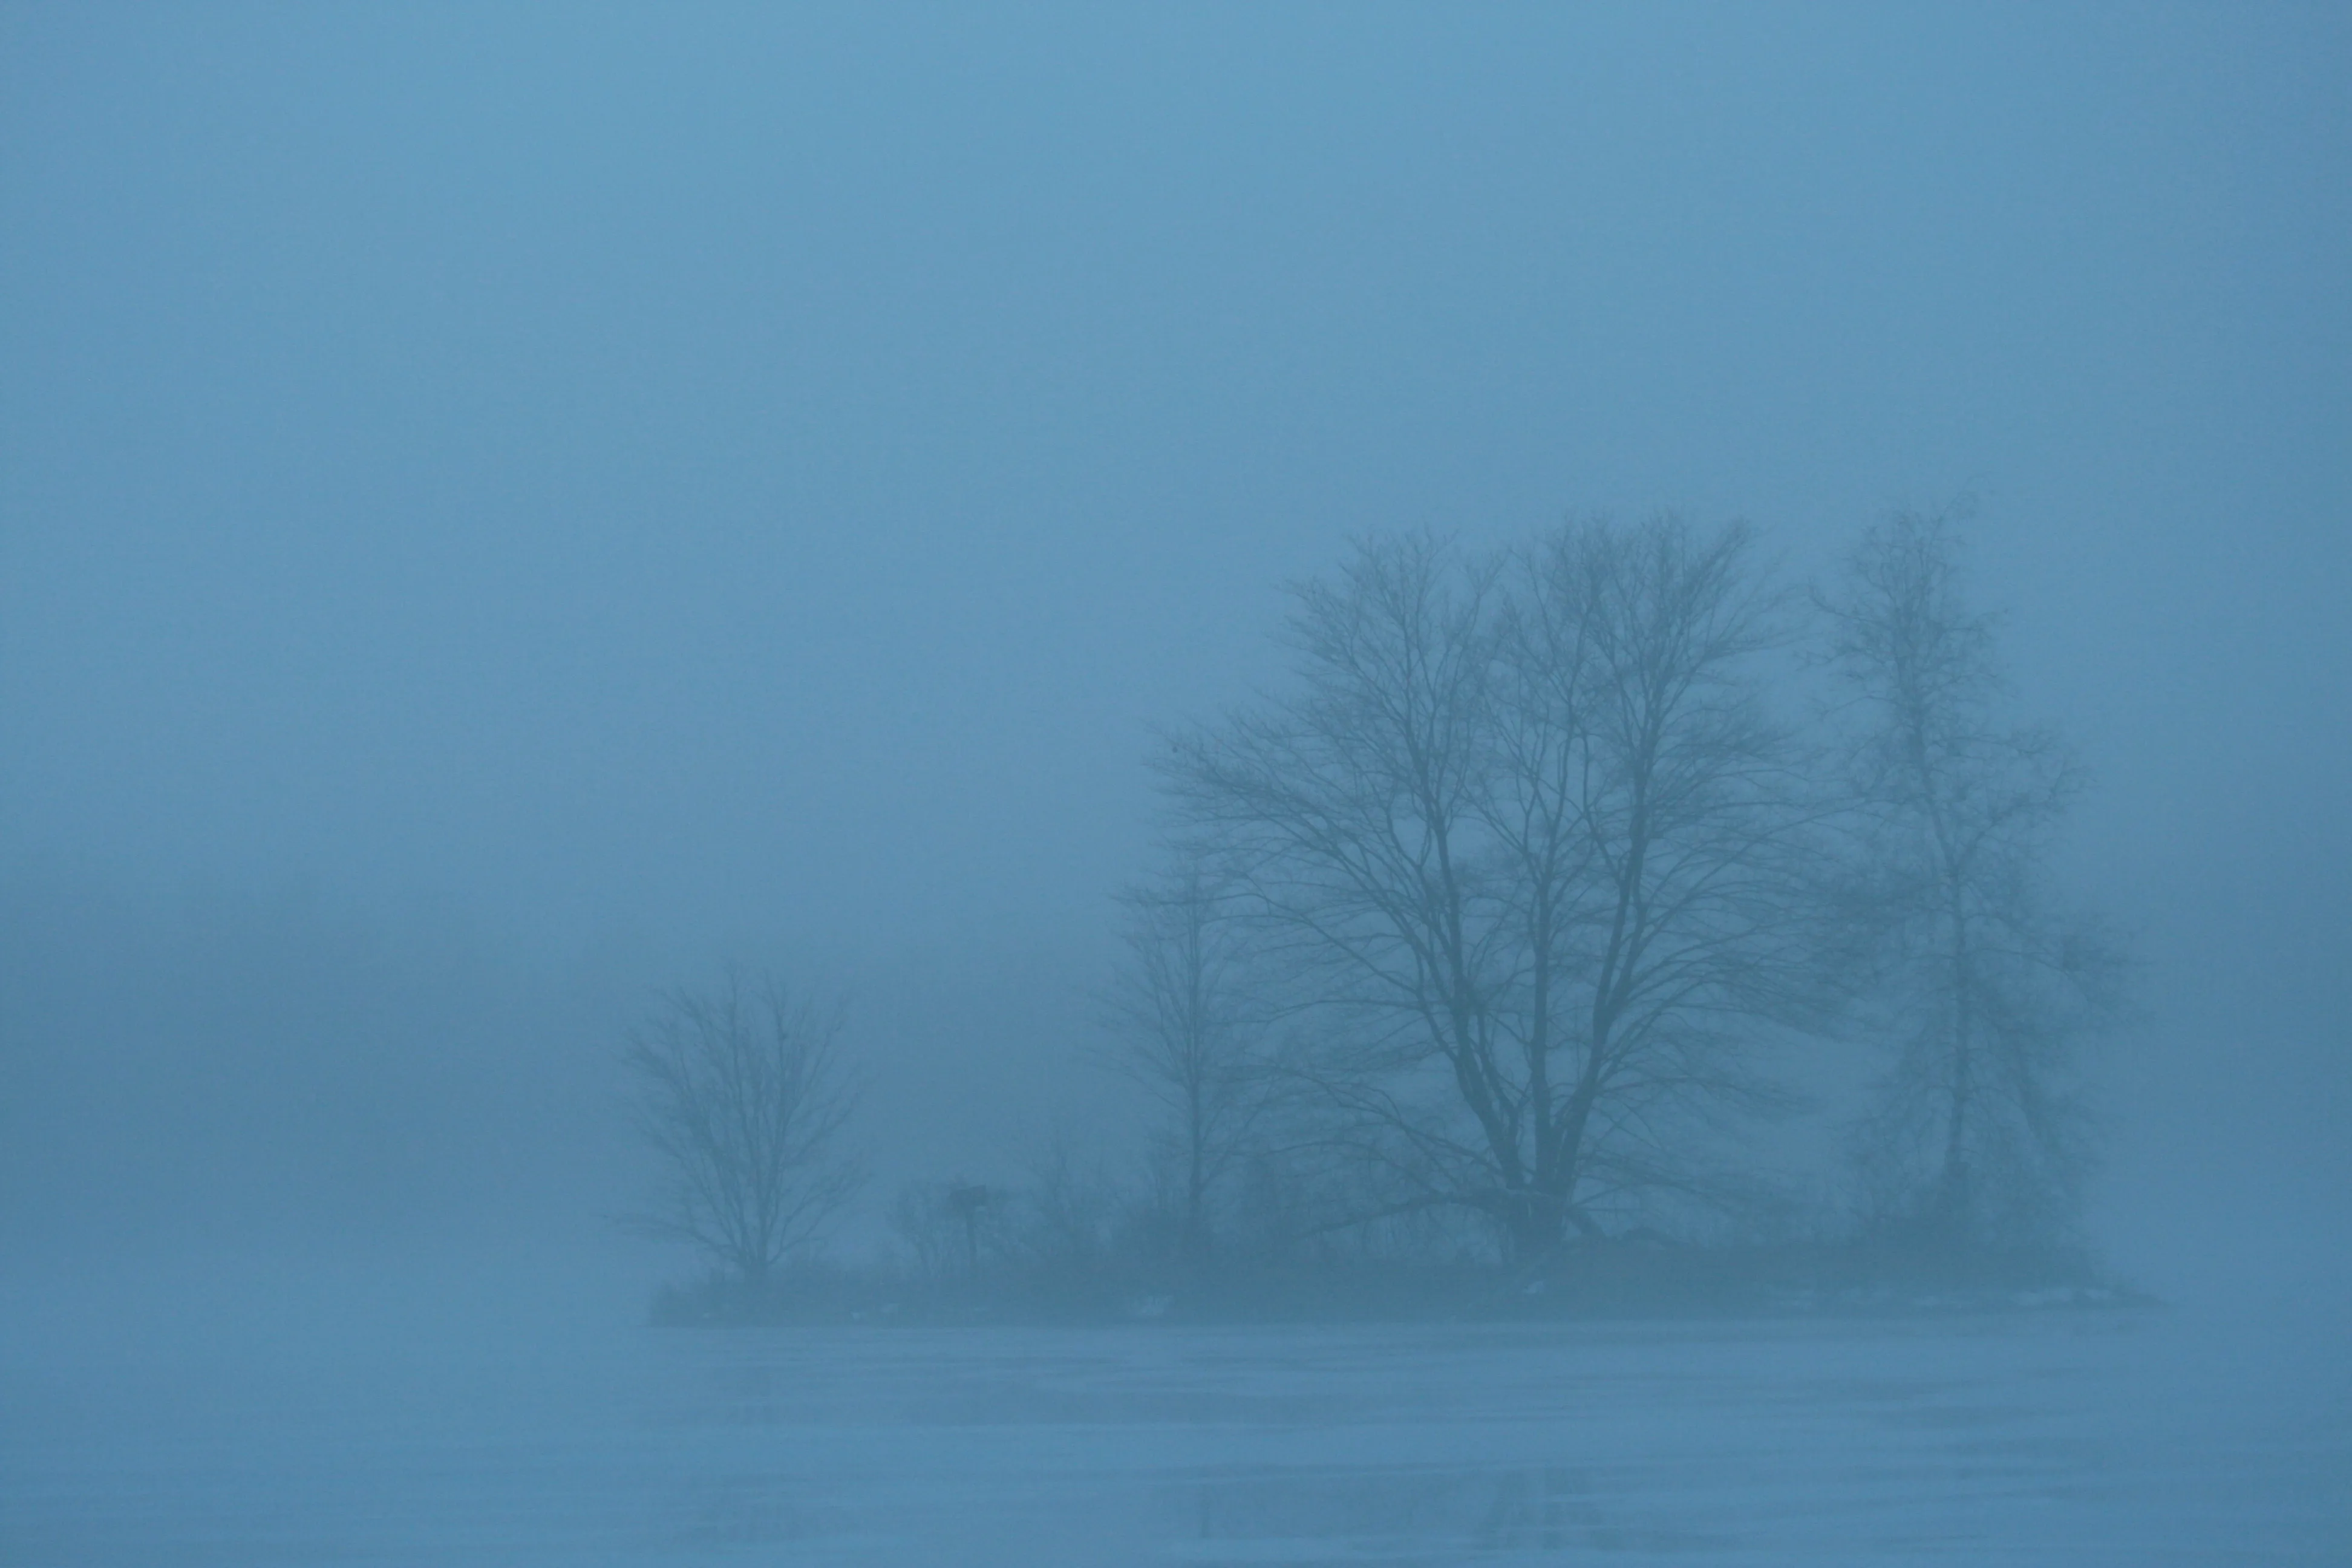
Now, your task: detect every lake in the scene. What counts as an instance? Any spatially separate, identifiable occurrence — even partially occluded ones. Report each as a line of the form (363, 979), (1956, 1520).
(4, 1265), (2345, 1564)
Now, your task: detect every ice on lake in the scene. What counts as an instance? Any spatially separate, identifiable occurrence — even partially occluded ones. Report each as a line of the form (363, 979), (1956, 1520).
(4, 1265), (2345, 1565)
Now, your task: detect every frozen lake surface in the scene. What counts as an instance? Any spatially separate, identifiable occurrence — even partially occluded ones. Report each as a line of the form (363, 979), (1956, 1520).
(5, 1273), (2346, 1565)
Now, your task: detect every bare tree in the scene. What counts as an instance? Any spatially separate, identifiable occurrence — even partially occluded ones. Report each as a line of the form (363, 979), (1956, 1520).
(1820, 509), (2122, 1248)
(1164, 520), (1817, 1263)
(623, 972), (861, 1285)
(1164, 532), (1513, 1247)
(1483, 517), (1819, 1252)
(1101, 848), (1266, 1260)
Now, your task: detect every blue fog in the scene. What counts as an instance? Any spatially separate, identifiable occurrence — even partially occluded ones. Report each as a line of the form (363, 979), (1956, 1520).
(2, 5), (2346, 1561)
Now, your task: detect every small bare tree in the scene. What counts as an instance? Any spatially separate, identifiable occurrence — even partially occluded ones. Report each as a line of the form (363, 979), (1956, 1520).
(1101, 848), (1267, 1260)
(1820, 509), (2122, 1248)
(624, 972), (861, 1285)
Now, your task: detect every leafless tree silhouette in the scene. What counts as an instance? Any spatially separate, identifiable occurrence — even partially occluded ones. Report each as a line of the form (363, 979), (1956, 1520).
(1165, 520), (1823, 1263)
(1820, 508), (2123, 1247)
(1102, 848), (1269, 1259)
(624, 972), (861, 1284)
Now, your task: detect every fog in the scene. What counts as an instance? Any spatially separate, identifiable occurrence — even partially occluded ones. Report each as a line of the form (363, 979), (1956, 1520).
(3, 5), (2346, 1561)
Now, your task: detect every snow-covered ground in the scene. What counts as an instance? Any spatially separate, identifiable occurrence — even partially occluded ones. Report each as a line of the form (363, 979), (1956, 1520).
(4, 1266), (2345, 1565)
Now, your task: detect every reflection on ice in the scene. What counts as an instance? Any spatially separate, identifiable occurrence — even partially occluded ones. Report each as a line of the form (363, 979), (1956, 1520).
(1168, 1466), (1743, 1560)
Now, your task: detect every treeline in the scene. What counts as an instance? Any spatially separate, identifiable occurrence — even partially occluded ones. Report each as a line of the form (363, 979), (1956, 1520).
(628, 509), (2129, 1322)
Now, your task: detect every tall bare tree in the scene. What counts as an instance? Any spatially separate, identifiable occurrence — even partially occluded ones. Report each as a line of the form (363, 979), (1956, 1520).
(1165, 520), (1816, 1263)
(1164, 532), (1513, 1247)
(624, 972), (861, 1285)
(1102, 849), (1266, 1259)
(1484, 518), (1817, 1250)
(1820, 509), (2120, 1247)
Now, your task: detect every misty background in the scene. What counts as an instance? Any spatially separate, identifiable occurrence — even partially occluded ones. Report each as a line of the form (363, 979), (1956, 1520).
(2, 4), (2344, 1308)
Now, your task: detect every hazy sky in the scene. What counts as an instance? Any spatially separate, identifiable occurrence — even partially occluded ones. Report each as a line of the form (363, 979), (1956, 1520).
(2, 5), (2344, 1285)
